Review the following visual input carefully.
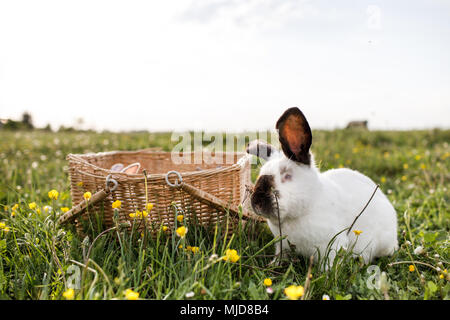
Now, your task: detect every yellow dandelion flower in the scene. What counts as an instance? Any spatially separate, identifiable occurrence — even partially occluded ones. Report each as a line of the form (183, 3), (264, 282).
(190, 246), (200, 254)
(62, 288), (75, 300)
(403, 163), (409, 169)
(223, 249), (240, 263)
(61, 207), (69, 213)
(129, 212), (137, 218)
(176, 226), (187, 238)
(409, 265), (415, 272)
(48, 189), (59, 200)
(353, 230), (363, 236)
(177, 214), (184, 223)
(146, 203), (154, 211)
(420, 163), (426, 170)
(162, 225), (168, 232)
(439, 274), (444, 279)
(263, 278), (272, 287)
(12, 204), (19, 211)
(11, 211), (16, 217)
(112, 200), (122, 209)
(124, 289), (139, 300)
(334, 153), (340, 159)
(3, 226), (10, 233)
(401, 175), (407, 181)
(284, 285), (304, 300)
(0, 222), (6, 229)
(142, 210), (148, 218)
(415, 155), (421, 161)
(28, 202), (37, 210)
(36, 208), (41, 215)
(77, 181), (84, 187)
(83, 192), (92, 201)
(381, 176), (386, 183)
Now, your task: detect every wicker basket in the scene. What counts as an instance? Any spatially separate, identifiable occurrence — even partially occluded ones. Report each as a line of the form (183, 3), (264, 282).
(62, 149), (262, 236)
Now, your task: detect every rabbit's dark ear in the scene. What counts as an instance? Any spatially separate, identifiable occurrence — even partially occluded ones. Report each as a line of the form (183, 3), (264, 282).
(246, 140), (277, 161)
(276, 107), (312, 165)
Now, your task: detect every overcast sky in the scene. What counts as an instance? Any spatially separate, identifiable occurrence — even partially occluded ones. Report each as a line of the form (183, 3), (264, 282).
(0, 0), (449, 132)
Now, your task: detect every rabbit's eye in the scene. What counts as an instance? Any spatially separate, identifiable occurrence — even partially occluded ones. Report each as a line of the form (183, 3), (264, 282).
(283, 173), (292, 182)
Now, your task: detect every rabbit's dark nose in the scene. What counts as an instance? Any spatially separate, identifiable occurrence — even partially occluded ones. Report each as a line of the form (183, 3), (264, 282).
(251, 175), (275, 217)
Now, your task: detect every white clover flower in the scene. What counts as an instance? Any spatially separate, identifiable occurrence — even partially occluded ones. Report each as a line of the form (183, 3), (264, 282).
(414, 246), (424, 255)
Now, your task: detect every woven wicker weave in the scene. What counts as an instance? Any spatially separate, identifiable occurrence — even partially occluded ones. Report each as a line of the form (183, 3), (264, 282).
(66, 150), (257, 236)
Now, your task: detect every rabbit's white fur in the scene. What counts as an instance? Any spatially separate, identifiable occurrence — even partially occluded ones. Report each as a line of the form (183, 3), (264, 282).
(259, 153), (398, 267)
(248, 107), (398, 269)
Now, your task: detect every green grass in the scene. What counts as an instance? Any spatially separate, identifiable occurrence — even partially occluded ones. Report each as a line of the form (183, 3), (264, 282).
(0, 129), (449, 300)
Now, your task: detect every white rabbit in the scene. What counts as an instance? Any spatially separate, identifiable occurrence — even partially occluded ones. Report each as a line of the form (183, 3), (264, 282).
(247, 107), (398, 268)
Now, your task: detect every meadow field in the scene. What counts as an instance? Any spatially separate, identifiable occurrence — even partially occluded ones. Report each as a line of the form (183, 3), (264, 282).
(0, 129), (448, 300)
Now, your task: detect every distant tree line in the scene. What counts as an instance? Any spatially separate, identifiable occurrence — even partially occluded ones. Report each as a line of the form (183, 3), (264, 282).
(0, 112), (41, 130)
(0, 112), (91, 132)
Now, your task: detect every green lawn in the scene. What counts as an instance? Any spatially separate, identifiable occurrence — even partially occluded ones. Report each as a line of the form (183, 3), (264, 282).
(0, 129), (449, 300)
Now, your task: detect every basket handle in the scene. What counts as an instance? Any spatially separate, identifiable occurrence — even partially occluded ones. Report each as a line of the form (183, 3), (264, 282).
(165, 171), (265, 222)
(58, 175), (118, 225)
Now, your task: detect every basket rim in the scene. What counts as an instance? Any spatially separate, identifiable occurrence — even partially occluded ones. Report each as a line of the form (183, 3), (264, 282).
(67, 149), (251, 182)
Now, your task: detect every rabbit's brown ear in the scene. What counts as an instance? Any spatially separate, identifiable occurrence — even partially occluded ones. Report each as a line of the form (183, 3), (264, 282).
(276, 107), (312, 165)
